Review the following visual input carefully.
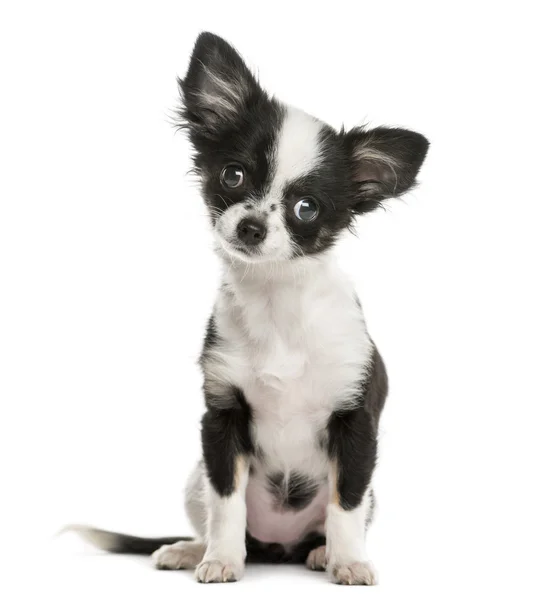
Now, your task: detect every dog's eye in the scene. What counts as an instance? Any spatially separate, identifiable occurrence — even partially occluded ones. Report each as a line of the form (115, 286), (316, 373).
(293, 197), (319, 222)
(220, 164), (245, 189)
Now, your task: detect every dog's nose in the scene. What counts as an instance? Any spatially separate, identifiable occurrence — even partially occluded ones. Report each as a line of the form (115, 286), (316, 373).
(237, 218), (267, 246)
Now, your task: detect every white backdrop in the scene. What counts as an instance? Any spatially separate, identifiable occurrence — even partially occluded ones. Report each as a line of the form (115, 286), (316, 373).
(1, 1), (535, 598)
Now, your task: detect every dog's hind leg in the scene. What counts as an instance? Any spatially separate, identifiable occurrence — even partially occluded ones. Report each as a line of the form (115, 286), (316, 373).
(152, 460), (208, 570)
(153, 540), (206, 570)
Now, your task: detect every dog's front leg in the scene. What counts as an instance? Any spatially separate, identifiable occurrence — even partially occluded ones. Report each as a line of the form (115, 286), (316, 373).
(326, 405), (378, 585)
(195, 396), (252, 583)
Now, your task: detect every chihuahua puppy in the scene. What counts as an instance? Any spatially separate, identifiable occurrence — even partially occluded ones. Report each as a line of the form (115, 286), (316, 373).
(71, 32), (428, 585)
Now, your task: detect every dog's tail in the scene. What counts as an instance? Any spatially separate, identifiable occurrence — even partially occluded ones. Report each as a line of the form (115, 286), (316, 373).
(62, 524), (193, 555)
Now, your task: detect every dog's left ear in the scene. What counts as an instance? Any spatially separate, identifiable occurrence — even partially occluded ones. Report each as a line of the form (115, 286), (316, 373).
(179, 32), (262, 138)
(344, 127), (429, 213)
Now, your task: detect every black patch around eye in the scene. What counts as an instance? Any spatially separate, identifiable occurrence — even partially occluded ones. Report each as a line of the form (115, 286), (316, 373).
(192, 97), (284, 218)
(280, 125), (359, 257)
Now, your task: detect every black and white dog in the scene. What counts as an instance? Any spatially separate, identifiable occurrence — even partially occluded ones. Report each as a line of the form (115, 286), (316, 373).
(72, 32), (428, 585)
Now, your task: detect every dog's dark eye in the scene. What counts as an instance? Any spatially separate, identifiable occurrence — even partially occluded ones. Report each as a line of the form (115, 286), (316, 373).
(221, 164), (245, 189)
(294, 197), (319, 222)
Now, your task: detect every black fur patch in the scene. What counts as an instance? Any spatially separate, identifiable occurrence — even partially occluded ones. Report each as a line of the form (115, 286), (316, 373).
(327, 346), (388, 510)
(267, 471), (320, 511)
(245, 531), (325, 564)
(199, 314), (218, 366)
(178, 33), (283, 221)
(201, 386), (253, 497)
(70, 528), (193, 556)
(366, 489), (376, 529)
(343, 126), (430, 213)
(281, 126), (357, 255)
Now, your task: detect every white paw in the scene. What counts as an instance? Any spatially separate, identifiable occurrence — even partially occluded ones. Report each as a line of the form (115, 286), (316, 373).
(329, 561), (378, 585)
(195, 559), (244, 583)
(152, 541), (205, 570)
(306, 545), (327, 571)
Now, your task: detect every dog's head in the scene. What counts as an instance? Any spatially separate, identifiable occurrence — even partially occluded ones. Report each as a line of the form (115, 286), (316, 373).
(178, 32), (429, 264)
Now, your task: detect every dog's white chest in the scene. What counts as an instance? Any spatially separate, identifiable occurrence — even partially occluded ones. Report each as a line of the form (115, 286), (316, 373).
(211, 261), (372, 545)
(216, 260), (372, 457)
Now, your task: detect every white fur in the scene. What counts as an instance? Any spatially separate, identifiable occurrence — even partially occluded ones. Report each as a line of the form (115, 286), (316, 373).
(214, 198), (291, 263)
(198, 62), (246, 118)
(270, 106), (323, 190)
(152, 540), (205, 570)
(306, 544), (327, 570)
(327, 486), (371, 565)
(60, 524), (119, 551)
(326, 485), (377, 584)
(195, 457), (249, 582)
(203, 253), (373, 546)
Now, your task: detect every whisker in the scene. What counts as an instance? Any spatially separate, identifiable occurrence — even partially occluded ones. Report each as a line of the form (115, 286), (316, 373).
(214, 194), (230, 209)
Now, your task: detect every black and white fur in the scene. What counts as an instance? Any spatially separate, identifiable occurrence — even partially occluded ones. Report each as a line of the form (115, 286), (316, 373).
(70, 32), (428, 585)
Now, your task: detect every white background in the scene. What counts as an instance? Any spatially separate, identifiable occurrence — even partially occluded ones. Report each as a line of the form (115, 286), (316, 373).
(1, 1), (535, 598)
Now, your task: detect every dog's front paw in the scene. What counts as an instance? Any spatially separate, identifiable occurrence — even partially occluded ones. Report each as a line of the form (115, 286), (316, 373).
(306, 545), (327, 571)
(152, 541), (205, 570)
(329, 561), (377, 585)
(195, 559), (244, 583)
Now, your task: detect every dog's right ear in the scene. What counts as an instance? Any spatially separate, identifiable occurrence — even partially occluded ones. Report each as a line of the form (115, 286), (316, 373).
(178, 32), (261, 138)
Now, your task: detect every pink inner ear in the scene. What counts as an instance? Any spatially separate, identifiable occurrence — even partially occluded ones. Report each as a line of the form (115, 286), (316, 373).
(354, 159), (383, 183)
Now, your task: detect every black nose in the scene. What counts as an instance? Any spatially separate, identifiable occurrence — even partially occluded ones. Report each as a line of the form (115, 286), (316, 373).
(236, 218), (267, 246)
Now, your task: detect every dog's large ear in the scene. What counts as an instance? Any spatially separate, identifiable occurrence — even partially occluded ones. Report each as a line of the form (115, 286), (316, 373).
(344, 127), (429, 213)
(178, 32), (261, 137)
